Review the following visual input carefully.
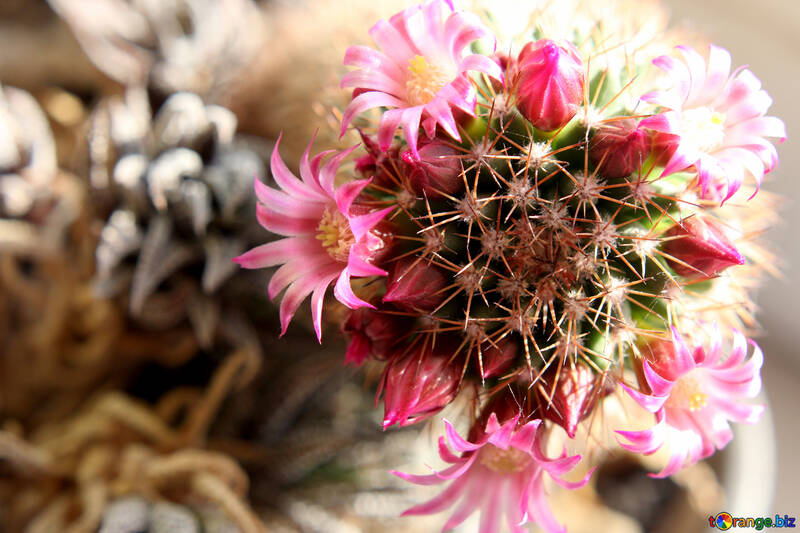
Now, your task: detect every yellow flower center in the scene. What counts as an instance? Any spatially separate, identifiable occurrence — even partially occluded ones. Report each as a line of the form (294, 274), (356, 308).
(405, 55), (453, 106)
(316, 208), (354, 262)
(665, 372), (708, 412)
(479, 444), (531, 474)
(680, 107), (726, 153)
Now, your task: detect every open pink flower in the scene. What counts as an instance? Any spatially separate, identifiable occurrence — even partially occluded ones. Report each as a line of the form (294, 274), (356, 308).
(234, 135), (393, 341)
(640, 45), (785, 202)
(340, 0), (503, 158)
(394, 413), (592, 533)
(617, 326), (764, 478)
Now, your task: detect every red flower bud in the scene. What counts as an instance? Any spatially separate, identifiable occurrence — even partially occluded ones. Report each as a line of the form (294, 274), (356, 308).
(533, 364), (603, 438)
(663, 217), (745, 278)
(515, 39), (584, 131)
(382, 257), (449, 312)
(401, 139), (463, 199)
(378, 344), (461, 428)
(342, 307), (411, 365)
(639, 338), (682, 382)
(589, 119), (651, 178)
(475, 337), (518, 379)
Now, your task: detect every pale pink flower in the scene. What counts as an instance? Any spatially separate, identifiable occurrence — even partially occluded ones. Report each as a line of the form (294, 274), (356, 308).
(617, 326), (764, 478)
(340, 0), (503, 158)
(640, 45), (786, 202)
(394, 413), (592, 533)
(234, 135), (393, 341)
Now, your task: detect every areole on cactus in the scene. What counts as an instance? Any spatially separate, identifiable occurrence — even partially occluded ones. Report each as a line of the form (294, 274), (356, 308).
(235, 0), (785, 531)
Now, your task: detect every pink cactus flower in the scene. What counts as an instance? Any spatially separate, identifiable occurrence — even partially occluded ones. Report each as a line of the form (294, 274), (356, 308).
(640, 44), (786, 202)
(234, 135), (393, 341)
(617, 326), (764, 478)
(515, 39), (585, 131)
(393, 412), (592, 533)
(340, 0), (503, 159)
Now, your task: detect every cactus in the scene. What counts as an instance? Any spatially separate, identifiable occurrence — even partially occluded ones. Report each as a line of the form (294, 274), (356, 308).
(237, 0), (785, 531)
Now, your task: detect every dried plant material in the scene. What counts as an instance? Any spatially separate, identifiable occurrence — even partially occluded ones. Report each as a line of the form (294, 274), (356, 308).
(0, 347), (266, 533)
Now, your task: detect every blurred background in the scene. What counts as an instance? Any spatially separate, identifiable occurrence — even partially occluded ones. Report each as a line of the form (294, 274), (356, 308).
(0, 0), (796, 532)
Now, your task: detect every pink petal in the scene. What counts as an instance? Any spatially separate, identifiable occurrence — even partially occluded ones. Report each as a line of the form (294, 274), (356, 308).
(234, 237), (321, 269)
(270, 135), (327, 201)
(620, 382), (668, 413)
(400, 475), (470, 515)
(256, 202), (319, 236)
(318, 144), (359, 196)
(341, 91), (405, 136)
(333, 268), (373, 309)
(335, 179), (371, 216)
(643, 360), (676, 396)
(459, 54), (504, 82)
(346, 250), (387, 277)
(444, 418), (485, 452)
(254, 178), (324, 218)
(310, 271), (340, 342)
(400, 105), (424, 159)
(378, 108), (405, 151)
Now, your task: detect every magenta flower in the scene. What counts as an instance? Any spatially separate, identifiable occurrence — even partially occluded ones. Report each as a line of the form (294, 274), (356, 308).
(515, 39), (585, 132)
(340, 0), (503, 158)
(234, 135), (393, 341)
(640, 45), (786, 201)
(394, 413), (592, 533)
(617, 326), (764, 478)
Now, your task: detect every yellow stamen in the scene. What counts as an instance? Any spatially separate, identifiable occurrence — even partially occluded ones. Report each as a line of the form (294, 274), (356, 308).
(406, 55), (453, 106)
(479, 444), (531, 474)
(681, 107), (727, 153)
(665, 372), (708, 412)
(316, 208), (354, 262)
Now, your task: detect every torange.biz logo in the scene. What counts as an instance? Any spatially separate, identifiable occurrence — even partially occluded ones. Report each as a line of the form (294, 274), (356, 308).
(709, 512), (796, 530)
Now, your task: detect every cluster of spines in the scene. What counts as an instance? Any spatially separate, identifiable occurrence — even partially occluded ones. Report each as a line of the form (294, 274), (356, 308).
(356, 73), (685, 403)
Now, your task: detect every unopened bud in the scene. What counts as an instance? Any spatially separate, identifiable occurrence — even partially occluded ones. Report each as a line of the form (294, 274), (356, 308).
(589, 119), (650, 178)
(663, 217), (745, 278)
(515, 39), (584, 131)
(378, 344), (461, 428)
(383, 257), (449, 312)
(342, 307), (411, 365)
(476, 337), (518, 379)
(534, 364), (602, 438)
(402, 139), (463, 199)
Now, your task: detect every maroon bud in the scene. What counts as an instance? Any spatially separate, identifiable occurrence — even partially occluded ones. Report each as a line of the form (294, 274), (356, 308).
(663, 217), (745, 278)
(355, 130), (400, 187)
(475, 337), (518, 379)
(342, 307), (411, 365)
(589, 119), (651, 178)
(515, 39), (584, 131)
(534, 364), (602, 438)
(383, 257), (449, 312)
(401, 139), (462, 199)
(378, 344), (461, 428)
